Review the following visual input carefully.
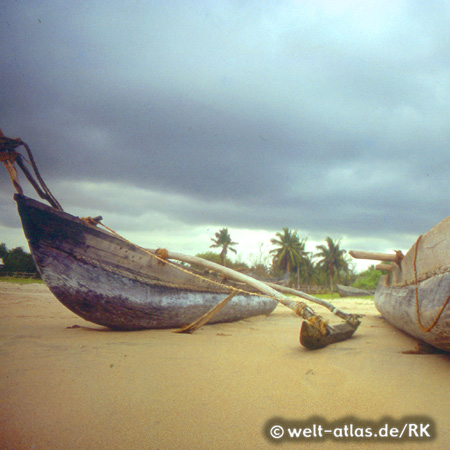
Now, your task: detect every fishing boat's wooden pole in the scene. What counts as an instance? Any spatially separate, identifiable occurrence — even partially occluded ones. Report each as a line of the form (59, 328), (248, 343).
(375, 263), (394, 271)
(266, 283), (361, 323)
(166, 251), (315, 317)
(167, 251), (360, 323)
(166, 251), (361, 349)
(349, 250), (403, 263)
(175, 291), (238, 334)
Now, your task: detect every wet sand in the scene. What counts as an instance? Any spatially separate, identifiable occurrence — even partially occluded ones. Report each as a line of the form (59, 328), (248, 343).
(1, 282), (449, 449)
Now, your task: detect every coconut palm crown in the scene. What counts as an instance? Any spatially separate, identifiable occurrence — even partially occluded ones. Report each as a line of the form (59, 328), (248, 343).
(315, 236), (349, 290)
(210, 228), (238, 266)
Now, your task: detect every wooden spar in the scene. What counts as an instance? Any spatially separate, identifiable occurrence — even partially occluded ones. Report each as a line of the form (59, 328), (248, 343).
(375, 263), (394, 272)
(167, 251), (315, 317)
(349, 250), (403, 263)
(166, 251), (361, 349)
(175, 291), (238, 334)
(167, 250), (360, 324)
(266, 282), (362, 323)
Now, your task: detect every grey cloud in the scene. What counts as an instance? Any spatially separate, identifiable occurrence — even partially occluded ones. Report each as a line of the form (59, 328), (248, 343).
(2, 1), (450, 259)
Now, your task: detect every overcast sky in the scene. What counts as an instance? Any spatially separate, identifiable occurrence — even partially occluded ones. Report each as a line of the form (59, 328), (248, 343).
(2, 0), (450, 271)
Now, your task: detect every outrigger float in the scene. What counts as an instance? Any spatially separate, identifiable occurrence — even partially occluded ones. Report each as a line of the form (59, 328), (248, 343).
(0, 129), (361, 349)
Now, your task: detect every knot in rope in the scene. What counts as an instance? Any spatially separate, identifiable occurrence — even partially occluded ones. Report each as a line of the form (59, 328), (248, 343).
(0, 136), (23, 151)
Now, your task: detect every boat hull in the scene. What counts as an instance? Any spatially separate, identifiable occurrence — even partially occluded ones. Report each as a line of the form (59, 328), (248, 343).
(373, 213), (450, 351)
(15, 195), (277, 330)
(336, 284), (374, 297)
(375, 272), (450, 351)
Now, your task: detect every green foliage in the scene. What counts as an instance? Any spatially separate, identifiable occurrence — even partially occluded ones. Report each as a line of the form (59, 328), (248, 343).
(269, 228), (313, 288)
(249, 263), (270, 279)
(199, 229), (378, 292)
(196, 251), (228, 266)
(270, 228), (305, 272)
(315, 237), (349, 291)
(0, 243), (7, 259)
(209, 228), (238, 266)
(0, 277), (43, 284)
(0, 243), (38, 275)
(195, 251), (248, 271)
(353, 265), (383, 290)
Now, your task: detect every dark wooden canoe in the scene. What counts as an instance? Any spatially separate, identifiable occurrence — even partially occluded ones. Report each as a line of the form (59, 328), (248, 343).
(336, 284), (374, 298)
(15, 194), (277, 330)
(351, 216), (450, 352)
(2, 130), (363, 348)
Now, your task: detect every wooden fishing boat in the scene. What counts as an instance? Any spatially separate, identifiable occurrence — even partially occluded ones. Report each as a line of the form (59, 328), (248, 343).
(336, 284), (374, 298)
(350, 219), (450, 352)
(1, 129), (362, 348)
(14, 194), (279, 330)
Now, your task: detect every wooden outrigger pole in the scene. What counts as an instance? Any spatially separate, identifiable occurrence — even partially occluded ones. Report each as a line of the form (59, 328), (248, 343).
(164, 251), (361, 349)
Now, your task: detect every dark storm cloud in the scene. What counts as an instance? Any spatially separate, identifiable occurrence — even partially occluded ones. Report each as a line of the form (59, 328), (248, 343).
(2, 0), (450, 257)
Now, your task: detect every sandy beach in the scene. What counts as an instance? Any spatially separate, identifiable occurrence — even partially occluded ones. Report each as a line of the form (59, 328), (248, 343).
(1, 282), (449, 449)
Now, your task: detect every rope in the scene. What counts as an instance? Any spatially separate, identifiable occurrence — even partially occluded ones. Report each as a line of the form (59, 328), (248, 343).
(0, 131), (62, 210)
(413, 235), (450, 332)
(0, 150), (19, 162)
(1, 149), (23, 195)
(93, 219), (271, 300)
(0, 134), (23, 151)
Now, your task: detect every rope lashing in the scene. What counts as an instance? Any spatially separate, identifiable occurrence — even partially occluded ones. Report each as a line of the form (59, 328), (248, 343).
(155, 248), (169, 265)
(0, 148), (23, 195)
(0, 129), (62, 210)
(0, 134), (23, 151)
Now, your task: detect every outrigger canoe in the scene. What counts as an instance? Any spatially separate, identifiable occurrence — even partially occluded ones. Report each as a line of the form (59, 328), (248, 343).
(1, 129), (361, 348)
(14, 194), (279, 330)
(336, 284), (374, 298)
(350, 218), (450, 352)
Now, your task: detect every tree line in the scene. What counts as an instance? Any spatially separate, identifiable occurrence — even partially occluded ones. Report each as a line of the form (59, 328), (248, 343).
(201, 227), (382, 291)
(0, 243), (39, 276)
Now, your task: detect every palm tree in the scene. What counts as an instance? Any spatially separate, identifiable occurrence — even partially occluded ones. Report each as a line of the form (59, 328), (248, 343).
(298, 254), (317, 286)
(210, 228), (238, 266)
(270, 228), (309, 288)
(315, 237), (348, 291)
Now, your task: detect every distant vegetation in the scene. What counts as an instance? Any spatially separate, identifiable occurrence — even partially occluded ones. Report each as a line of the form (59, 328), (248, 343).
(1, 228), (384, 291)
(209, 228), (238, 266)
(0, 243), (39, 277)
(353, 265), (383, 291)
(200, 228), (384, 292)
